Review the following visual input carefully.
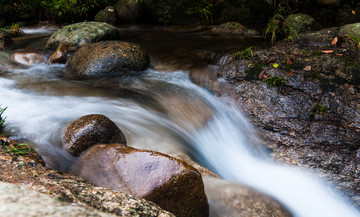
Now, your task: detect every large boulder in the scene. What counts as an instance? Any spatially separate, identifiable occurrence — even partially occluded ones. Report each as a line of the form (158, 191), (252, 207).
(46, 22), (120, 49)
(94, 6), (118, 25)
(71, 143), (209, 217)
(62, 114), (127, 157)
(0, 182), (116, 217)
(283, 13), (317, 34)
(0, 136), (175, 217)
(65, 41), (149, 80)
(214, 42), (360, 208)
(11, 49), (46, 65)
(204, 177), (292, 217)
(115, 0), (145, 23)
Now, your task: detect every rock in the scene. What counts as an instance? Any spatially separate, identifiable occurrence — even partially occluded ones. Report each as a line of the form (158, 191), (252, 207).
(115, 0), (145, 23)
(46, 22), (120, 49)
(211, 22), (260, 36)
(283, 13), (317, 33)
(0, 136), (175, 217)
(339, 22), (360, 41)
(65, 41), (149, 80)
(62, 114), (127, 157)
(0, 30), (12, 50)
(71, 143), (209, 217)
(0, 181), (116, 217)
(95, 6), (118, 25)
(294, 27), (340, 47)
(214, 42), (360, 208)
(204, 177), (292, 217)
(316, 0), (341, 5)
(48, 43), (77, 64)
(11, 49), (46, 65)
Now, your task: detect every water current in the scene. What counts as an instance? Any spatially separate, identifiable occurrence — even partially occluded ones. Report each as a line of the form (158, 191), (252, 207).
(0, 26), (359, 217)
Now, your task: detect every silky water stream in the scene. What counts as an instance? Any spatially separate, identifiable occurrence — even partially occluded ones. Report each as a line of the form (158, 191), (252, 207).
(0, 27), (359, 217)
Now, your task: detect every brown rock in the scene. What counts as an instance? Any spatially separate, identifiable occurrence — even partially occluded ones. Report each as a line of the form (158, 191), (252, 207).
(0, 136), (174, 217)
(11, 49), (46, 66)
(204, 177), (293, 217)
(71, 143), (209, 217)
(62, 114), (126, 157)
(48, 43), (77, 64)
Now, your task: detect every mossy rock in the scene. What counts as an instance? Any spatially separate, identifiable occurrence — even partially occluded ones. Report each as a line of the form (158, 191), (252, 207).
(339, 22), (360, 39)
(94, 6), (118, 25)
(283, 13), (316, 33)
(46, 22), (120, 49)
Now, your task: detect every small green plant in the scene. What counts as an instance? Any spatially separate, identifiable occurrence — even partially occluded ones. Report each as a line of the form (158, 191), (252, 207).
(263, 75), (285, 87)
(0, 106), (7, 133)
(284, 24), (300, 42)
(5, 143), (34, 156)
(346, 34), (360, 49)
(186, 3), (214, 23)
(264, 3), (286, 44)
(233, 46), (255, 60)
(315, 104), (327, 114)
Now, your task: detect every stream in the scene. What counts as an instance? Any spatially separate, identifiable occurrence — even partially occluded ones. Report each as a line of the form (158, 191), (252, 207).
(0, 26), (359, 217)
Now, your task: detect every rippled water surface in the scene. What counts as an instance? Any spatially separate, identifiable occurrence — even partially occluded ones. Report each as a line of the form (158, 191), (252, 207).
(1, 26), (359, 217)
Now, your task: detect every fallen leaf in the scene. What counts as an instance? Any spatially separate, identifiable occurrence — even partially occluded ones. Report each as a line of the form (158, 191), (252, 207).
(296, 52), (301, 56)
(303, 65), (311, 71)
(287, 59), (293, 65)
(288, 70), (294, 76)
(335, 53), (343, 56)
(352, 10), (356, 15)
(331, 37), (338, 46)
(259, 69), (266, 80)
(273, 63), (279, 68)
(321, 50), (334, 54)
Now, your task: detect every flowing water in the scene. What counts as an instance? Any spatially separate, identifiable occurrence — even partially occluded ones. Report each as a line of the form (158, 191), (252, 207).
(0, 26), (359, 217)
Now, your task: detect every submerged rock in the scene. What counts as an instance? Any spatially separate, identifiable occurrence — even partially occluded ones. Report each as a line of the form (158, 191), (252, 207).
(65, 41), (149, 80)
(63, 114), (127, 157)
(48, 43), (77, 64)
(71, 143), (209, 217)
(11, 49), (46, 66)
(204, 177), (293, 217)
(46, 22), (120, 49)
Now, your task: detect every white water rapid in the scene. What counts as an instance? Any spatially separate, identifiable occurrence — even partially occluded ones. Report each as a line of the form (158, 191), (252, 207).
(0, 29), (359, 217)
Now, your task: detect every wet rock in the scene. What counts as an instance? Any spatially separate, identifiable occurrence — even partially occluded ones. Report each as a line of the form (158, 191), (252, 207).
(71, 143), (209, 217)
(0, 30), (12, 50)
(65, 41), (149, 80)
(48, 43), (77, 64)
(204, 177), (293, 217)
(339, 22), (360, 41)
(294, 27), (340, 47)
(0, 136), (174, 217)
(211, 22), (260, 36)
(115, 0), (145, 23)
(214, 42), (360, 208)
(283, 14), (317, 33)
(11, 49), (46, 65)
(95, 6), (118, 25)
(63, 114), (127, 157)
(0, 181), (116, 217)
(46, 22), (120, 49)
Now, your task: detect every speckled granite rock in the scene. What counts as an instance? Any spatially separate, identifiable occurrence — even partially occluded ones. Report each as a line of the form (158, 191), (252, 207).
(46, 22), (120, 49)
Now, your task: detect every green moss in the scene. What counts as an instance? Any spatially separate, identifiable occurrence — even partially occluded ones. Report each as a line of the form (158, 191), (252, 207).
(304, 71), (322, 80)
(233, 46), (255, 60)
(244, 62), (264, 80)
(263, 75), (285, 87)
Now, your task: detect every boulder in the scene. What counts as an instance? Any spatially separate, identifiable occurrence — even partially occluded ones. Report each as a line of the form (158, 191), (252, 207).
(48, 43), (77, 64)
(339, 22), (360, 43)
(11, 49), (46, 65)
(115, 0), (144, 23)
(71, 143), (209, 217)
(211, 22), (260, 35)
(94, 6), (118, 25)
(0, 136), (175, 217)
(65, 41), (149, 80)
(46, 22), (120, 49)
(204, 177), (292, 217)
(0, 182), (116, 217)
(62, 114), (127, 157)
(283, 13), (317, 34)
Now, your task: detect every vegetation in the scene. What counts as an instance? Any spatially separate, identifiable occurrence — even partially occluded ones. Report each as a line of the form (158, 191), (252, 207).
(233, 46), (255, 60)
(1, 142), (34, 156)
(283, 24), (300, 42)
(0, 106), (7, 133)
(264, 3), (286, 44)
(263, 75), (285, 87)
(185, 2), (214, 24)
